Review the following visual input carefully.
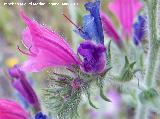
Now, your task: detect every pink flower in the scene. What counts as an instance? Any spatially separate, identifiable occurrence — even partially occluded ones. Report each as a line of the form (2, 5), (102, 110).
(100, 12), (122, 48)
(0, 99), (29, 119)
(19, 11), (80, 72)
(108, 0), (143, 38)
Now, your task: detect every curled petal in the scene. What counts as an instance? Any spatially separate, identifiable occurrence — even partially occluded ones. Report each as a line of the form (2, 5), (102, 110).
(0, 99), (29, 119)
(20, 11), (80, 72)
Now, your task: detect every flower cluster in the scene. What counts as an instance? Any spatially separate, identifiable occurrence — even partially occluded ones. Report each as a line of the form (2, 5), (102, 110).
(1, 0), (144, 119)
(16, 0), (112, 118)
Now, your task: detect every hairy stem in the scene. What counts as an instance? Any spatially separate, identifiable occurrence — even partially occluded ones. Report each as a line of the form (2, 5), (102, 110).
(144, 0), (159, 88)
(135, 103), (147, 119)
(135, 0), (159, 119)
(145, 43), (159, 87)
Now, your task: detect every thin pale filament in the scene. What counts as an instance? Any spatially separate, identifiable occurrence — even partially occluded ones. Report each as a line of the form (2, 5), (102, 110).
(62, 13), (85, 34)
(17, 45), (36, 57)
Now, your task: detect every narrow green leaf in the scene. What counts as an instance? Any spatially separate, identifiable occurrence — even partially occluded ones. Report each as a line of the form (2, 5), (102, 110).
(87, 91), (99, 109)
(96, 78), (111, 102)
(130, 61), (136, 69)
(52, 72), (73, 80)
(100, 87), (111, 102)
(124, 56), (129, 66)
(106, 40), (112, 68)
(107, 40), (111, 60)
(106, 67), (112, 72)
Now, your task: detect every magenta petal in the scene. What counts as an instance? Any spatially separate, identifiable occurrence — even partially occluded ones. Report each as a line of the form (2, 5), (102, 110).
(108, 0), (143, 38)
(19, 11), (80, 72)
(22, 28), (38, 53)
(21, 48), (73, 72)
(0, 99), (29, 119)
(100, 12), (122, 47)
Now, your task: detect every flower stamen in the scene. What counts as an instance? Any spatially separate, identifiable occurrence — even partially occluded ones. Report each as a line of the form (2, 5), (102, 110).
(17, 45), (37, 57)
(62, 13), (85, 34)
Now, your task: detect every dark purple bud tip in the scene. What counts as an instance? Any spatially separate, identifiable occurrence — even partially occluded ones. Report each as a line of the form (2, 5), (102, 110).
(71, 78), (81, 90)
(8, 65), (24, 79)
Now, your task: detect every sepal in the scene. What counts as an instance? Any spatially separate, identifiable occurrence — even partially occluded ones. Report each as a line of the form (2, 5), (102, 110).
(96, 78), (111, 102)
(118, 56), (136, 82)
(86, 90), (99, 109)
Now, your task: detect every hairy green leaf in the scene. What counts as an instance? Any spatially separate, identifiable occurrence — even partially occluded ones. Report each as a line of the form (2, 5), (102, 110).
(106, 40), (112, 68)
(96, 78), (111, 102)
(100, 86), (111, 102)
(87, 91), (99, 109)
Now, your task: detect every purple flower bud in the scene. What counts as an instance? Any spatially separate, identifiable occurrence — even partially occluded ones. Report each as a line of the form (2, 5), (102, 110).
(133, 16), (146, 45)
(78, 40), (106, 74)
(8, 65), (41, 112)
(71, 78), (81, 90)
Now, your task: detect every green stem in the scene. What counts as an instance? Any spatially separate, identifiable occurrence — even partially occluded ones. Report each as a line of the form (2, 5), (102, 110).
(144, 0), (159, 88)
(145, 43), (159, 87)
(135, 103), (147, 119)
(135, 0), (159, 119)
